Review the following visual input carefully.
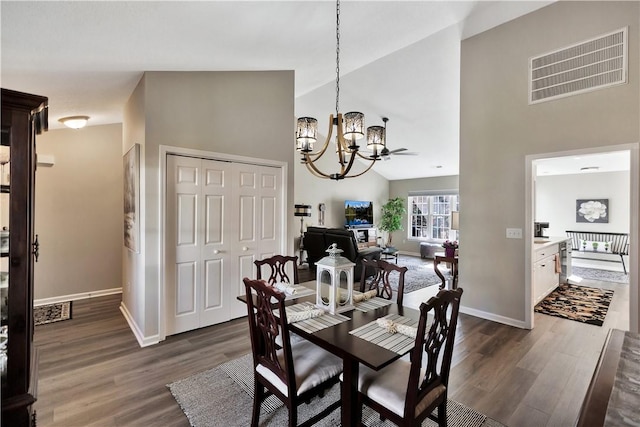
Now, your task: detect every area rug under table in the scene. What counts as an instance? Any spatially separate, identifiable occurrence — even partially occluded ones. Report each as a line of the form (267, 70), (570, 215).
(168, 353), (505, 427)
(535, 283), (613, 326)
(34, 301), (72, 326)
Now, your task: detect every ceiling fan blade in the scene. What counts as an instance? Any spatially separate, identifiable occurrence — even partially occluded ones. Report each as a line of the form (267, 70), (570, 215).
(386, 147), (408, 154)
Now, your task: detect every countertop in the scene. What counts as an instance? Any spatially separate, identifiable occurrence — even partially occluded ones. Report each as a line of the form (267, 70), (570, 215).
(533, 235), (571, 250)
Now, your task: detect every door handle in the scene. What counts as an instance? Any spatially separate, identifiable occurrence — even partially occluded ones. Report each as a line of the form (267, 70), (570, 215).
(213, 249), (220, 254)
(33, 234), (40, 262)
(242, 246), (248, 251)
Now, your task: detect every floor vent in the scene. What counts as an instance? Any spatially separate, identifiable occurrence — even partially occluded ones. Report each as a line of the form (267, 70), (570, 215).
(529, 27), (627, 104)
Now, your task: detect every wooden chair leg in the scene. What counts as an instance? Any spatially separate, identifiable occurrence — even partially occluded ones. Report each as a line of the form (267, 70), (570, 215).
(438, 400), (447, 427)
(288, 403), (298, 427)
(251, 381), (263, 427)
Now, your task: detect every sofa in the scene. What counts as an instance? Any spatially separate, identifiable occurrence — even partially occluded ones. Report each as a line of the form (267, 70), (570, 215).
(303, 226), (382, 281)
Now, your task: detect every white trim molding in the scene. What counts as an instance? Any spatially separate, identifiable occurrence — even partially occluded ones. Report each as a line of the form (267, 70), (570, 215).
(120, 302), (160, 347)
(34, 287), (122, 306)
(460, 305), (527, 329)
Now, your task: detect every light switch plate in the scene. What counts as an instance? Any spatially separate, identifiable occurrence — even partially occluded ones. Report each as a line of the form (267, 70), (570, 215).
(506, 228), (523, 239)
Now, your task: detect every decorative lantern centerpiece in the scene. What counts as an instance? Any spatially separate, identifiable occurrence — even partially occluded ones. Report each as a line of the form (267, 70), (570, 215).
(315, 243), (355, 314)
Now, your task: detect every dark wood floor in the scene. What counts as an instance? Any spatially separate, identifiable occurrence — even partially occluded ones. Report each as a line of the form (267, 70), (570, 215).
(33, 273), (629, 426)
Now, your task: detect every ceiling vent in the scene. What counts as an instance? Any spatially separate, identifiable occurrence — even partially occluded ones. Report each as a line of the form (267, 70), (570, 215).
(529, 27), (627, 104)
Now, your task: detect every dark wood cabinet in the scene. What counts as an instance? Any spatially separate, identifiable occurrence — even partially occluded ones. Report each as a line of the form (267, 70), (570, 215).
(1, 88), (48, 426)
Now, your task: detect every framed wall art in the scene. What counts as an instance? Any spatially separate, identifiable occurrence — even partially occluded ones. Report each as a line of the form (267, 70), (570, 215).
(124, 143), (140, 252)
(576, 198), (608, 223)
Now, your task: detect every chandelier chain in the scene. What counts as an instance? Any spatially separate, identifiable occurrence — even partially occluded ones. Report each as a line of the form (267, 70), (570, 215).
(335, 0), (340, 115)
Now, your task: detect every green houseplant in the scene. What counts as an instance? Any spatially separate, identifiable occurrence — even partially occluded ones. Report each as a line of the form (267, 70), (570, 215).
(379, 197), (406, 249)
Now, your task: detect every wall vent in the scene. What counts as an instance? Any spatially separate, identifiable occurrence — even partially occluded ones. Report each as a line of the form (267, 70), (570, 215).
(529, 27), (627, 104)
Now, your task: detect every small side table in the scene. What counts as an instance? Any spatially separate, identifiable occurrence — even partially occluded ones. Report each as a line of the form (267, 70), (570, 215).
(380, 247), (399, 264)
(434, 252), (459, 289)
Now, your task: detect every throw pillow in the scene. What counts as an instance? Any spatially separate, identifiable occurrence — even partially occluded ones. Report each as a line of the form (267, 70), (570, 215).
(578, 239), (612, 252)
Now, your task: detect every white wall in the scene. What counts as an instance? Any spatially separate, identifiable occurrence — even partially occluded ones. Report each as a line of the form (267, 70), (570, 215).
(34, 124), (123, 301)
(536, 171), (630, 237)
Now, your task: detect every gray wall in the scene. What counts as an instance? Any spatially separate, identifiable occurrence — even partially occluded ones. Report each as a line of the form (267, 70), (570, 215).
(35, 124), (123, 301)
(460, 1), (639, 324)
(122, 71), (295, 342)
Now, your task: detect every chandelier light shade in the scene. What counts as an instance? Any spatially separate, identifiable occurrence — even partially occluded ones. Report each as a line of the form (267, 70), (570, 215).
(59, 115), (90, 129)
(296, 117), (318, 152)
(366, 125), (385, 152)
(295, 0), (392, 180)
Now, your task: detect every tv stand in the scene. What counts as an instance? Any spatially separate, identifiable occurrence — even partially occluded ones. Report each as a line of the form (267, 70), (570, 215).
(347, 226), (377, 248)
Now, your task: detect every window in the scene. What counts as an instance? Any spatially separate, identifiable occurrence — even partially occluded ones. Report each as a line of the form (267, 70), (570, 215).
(408, 194), (459, 240)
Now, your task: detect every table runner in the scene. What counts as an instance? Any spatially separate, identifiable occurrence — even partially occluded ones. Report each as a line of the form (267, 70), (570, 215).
(277, 301), (350, 334)
(349, 313), (418, 354)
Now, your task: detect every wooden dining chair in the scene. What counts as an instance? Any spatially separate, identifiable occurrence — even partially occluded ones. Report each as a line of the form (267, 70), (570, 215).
(352, 287), (463, 427)
(359, 258), (409, 306)
(255, 254), (300, 285)
(243, 278), (342, 427)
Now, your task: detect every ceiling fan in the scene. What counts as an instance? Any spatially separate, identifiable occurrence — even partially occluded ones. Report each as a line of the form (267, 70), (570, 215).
(379, 117), (417, 160)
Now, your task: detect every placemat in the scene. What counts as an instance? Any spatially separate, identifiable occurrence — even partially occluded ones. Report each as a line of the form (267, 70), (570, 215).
(354, 296), (393, 312)
(278, 301), (350, 334)
(349, 313), (418, 354)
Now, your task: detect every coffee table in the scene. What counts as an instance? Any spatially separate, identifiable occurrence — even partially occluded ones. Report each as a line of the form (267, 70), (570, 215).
(380, 247), (398, 263)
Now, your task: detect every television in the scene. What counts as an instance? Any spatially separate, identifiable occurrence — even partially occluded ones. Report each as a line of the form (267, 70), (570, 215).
(345, 200), (374, 228)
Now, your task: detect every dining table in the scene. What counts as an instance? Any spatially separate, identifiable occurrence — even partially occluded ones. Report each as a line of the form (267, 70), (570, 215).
(238, 281), (422, 427)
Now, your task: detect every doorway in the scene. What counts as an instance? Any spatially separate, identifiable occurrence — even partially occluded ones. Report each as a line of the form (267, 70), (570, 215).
(525, 144), (639, 331)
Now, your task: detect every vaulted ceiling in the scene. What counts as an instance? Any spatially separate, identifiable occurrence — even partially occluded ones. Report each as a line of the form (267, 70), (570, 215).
(1, 1), (554, 180)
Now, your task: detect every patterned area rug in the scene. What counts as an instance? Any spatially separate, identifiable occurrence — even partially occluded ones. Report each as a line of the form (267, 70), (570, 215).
(168, 353), (505, 427)
(571, 266), (629, 284)
(380, 255), (442, 293)
(535, 284), (613, 326)
(34, 301), (72, 326)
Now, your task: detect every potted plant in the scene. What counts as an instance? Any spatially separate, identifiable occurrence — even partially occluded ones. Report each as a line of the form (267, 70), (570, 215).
(379, 197), (406, 249)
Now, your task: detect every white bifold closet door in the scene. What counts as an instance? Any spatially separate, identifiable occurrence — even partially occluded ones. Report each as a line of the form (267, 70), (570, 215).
(165, 154), (282, 335)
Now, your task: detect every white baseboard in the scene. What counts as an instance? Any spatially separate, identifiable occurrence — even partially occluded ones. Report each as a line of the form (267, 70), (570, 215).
(460, 304), (527, 329)
(34, 287), (122, 306)
(119, 302), (160, 348)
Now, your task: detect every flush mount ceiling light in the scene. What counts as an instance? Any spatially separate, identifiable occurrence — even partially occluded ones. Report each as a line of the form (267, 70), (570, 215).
(295, 0), (391, 180)
(59, 115), (89, 129)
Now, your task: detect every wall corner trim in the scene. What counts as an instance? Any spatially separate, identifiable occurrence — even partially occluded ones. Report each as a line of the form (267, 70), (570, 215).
(120, 302), (160, 348)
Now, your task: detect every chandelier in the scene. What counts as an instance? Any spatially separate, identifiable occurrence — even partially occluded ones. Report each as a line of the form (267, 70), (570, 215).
(295, 0), (389, 180)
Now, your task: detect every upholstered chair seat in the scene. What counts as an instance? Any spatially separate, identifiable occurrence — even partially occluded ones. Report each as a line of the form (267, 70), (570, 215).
(257, 340), (342, 397)
(356, 362), (444, 417)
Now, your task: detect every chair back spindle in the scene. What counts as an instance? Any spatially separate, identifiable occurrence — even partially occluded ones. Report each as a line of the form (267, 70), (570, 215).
(243, 278), (296, 391)
(406, 288), (463, 419)
(360, 258), (408, 306)
(255, 255), (300, 285)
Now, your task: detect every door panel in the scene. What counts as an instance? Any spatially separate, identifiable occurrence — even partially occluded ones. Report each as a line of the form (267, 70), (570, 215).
(176, 262), (197, 315)
(199, 159), (233, 326)
(203, 258), (223, 309)
(166, 155), (202, 335)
